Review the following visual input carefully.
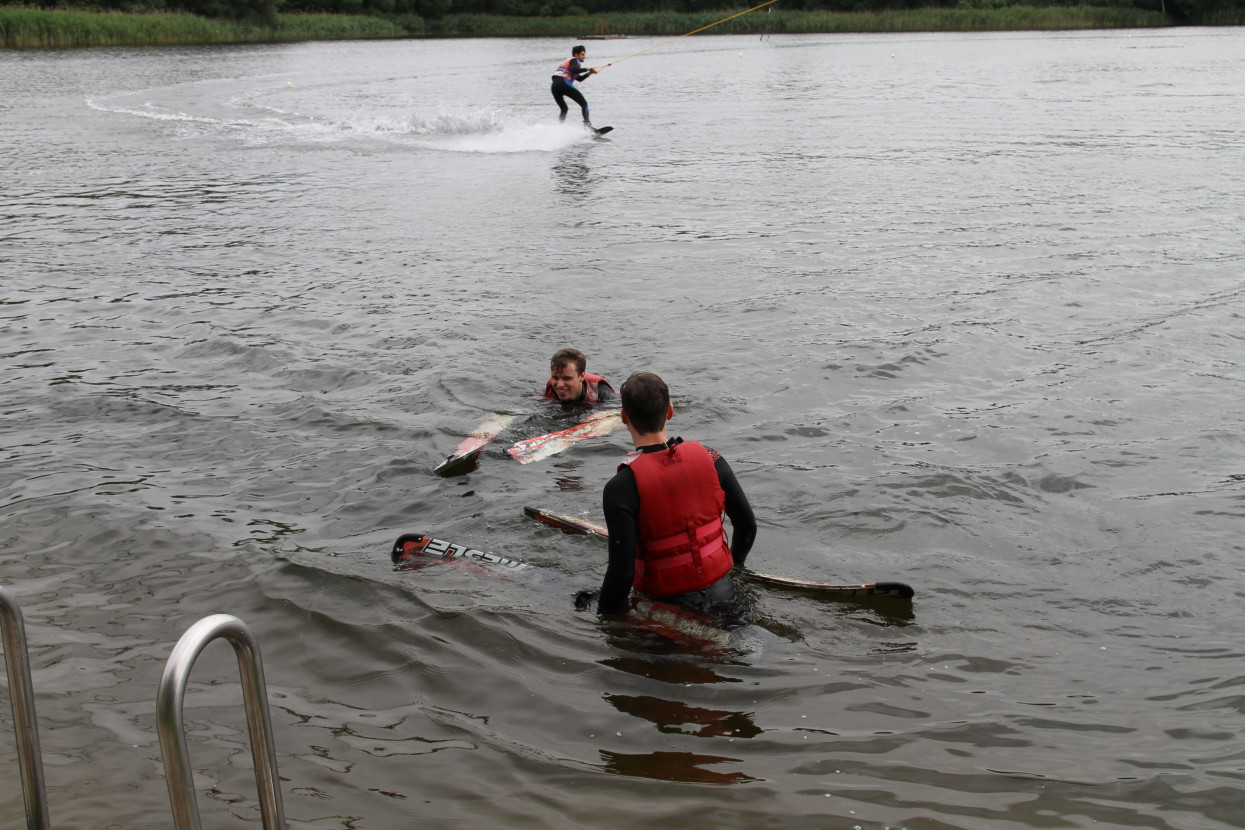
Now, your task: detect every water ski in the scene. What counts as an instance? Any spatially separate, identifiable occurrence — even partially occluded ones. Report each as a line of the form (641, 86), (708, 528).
(523, 506), (915, 601)
(507, 410), (623, 464)
(593, 126), (613, 136)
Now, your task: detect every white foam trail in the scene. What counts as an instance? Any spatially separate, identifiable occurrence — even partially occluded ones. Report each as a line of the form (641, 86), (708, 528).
(441, 122), (590, 154)
(87, 91), (592, 153)
(335, 110), (592, 153)
(86, 96), (226, 126)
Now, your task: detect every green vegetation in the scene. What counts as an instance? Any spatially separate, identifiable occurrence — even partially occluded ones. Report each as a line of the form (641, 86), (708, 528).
(2, 0), (1238, 49)
(431, 5), (1171, 36)
(0, 8), (409, 46)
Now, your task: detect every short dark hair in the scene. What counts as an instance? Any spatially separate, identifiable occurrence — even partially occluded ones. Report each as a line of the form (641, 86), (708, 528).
(620, 372), (669, 434)
(550, 347), (586, 374)
(572, 45), (585, 55)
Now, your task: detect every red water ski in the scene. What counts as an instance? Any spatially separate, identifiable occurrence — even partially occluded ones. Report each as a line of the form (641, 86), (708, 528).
(507, 410), (623, 464)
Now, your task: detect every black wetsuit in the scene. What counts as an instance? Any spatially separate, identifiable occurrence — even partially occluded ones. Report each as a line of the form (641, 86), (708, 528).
(551, 58), (592, 124)
(598, 438), (757, 617)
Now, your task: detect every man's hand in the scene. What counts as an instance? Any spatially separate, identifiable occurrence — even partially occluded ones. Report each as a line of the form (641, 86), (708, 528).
(574, 589), (600, 610)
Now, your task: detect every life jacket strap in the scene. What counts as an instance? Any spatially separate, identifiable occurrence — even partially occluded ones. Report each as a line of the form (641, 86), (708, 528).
(641, 518), (726, 560)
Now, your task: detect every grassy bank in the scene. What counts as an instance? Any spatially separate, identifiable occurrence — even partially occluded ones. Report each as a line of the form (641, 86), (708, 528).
(438, 6), (1172, 36)
(1, 5), (1174, 49)
(0, 7), (411, 47)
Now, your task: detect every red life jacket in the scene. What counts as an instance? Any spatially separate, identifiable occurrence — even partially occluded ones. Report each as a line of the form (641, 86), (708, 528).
(621, 441), (734, 598)
(543, 372), (614, 403)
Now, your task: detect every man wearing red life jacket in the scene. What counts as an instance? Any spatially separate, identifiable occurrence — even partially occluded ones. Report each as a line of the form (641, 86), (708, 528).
(543, 347), (617, 408)
(551, 45), (597, 128)
(596, 372), (757, 617)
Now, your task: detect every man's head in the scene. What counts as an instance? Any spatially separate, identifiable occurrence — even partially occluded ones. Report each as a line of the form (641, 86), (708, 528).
(549, 348), (588, 401)
(572, 45), (586, 59)
(620, 372), (670, 434)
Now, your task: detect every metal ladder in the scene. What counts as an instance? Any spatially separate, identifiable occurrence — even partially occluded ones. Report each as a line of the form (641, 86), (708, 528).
(0, 585), (50, 830)
(2, 586), (286, 829)
(157, 613), (287, 830)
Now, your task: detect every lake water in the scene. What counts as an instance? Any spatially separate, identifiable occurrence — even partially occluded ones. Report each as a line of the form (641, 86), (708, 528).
(2, 27), (1244, 829)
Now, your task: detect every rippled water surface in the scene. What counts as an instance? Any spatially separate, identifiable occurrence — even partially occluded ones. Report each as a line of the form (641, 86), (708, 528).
(2, 28), (1244, 829)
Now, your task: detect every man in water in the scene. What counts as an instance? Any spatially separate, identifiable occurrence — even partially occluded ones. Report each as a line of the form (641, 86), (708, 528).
(551, 44), (597, 128)
(596, 372), (757, 617)
(543, 347), (617, 407)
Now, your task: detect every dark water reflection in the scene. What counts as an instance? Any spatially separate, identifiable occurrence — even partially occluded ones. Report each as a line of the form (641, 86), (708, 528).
(600, 749), (759, 784)
(605, 693), (765, 738)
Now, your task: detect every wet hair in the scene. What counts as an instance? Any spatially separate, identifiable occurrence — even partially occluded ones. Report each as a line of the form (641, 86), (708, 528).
(572, 45), (585, 55)
(620, 372), (669, 434)
(550, 347), (586, 375)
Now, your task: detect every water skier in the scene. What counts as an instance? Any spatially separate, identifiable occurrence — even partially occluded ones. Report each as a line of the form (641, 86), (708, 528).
(551, 44), (597, 129)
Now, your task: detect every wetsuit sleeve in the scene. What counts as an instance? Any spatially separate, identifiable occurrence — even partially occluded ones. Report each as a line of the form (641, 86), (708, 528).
(715, 455), (756, 566)
(571, 59), (592, 82)
(599, 467), (640, 614)
(596, 383), (618, 404)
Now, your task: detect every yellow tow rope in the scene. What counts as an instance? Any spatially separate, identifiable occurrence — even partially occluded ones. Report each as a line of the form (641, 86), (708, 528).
(590, 0), (780, 72)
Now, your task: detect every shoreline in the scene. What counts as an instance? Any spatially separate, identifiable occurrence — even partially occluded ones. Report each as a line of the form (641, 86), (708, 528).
(1, 6), (1181, 49)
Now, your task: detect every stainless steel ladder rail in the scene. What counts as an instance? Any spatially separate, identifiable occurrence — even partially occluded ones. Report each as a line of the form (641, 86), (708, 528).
(156, 614), (286, 830)
(0, 585), (52, 830)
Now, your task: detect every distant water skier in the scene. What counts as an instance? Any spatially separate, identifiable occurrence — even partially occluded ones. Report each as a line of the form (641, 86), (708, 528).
(551, 44), (597, 129)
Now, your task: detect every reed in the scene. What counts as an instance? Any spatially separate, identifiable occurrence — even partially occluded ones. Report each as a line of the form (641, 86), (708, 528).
(772, 6), (1174, 31)
(1, 5), (1175, 49)
(429, 7), (1171, 37)
(0, 8), (410, 48)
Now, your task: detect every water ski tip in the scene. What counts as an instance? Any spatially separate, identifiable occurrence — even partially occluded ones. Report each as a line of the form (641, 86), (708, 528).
(593, 126), (614, 136)
(433, 448), (482, 477)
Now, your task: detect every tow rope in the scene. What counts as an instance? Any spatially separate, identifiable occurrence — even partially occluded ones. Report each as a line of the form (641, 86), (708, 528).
(590, 0), (780, 72)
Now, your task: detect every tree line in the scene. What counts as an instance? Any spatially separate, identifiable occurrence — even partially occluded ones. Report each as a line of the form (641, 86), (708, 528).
(14, 0), (1244, 29)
